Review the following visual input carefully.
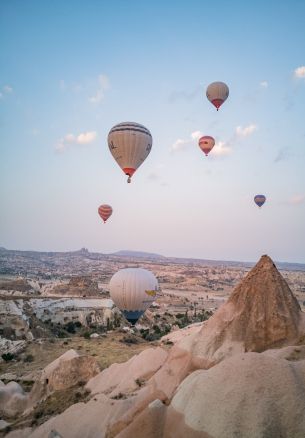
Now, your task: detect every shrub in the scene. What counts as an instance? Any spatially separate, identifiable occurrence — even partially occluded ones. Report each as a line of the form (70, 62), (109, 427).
(23, 354), (34, 363)
(65, 321), (76, 334)
(1, 353), (15, 362)
(120, 336), (138, 344)
(83, 332), (90, 339)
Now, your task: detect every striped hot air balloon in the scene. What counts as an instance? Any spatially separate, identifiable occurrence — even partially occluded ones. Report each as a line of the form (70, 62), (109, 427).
(109, 268), (159, 325)
(206, 82), (229, 111)
(254, 195), (266, 208)
(98, 204), (113, 223)
(108, 122), (152, 183)
(198, 136), (215, 156)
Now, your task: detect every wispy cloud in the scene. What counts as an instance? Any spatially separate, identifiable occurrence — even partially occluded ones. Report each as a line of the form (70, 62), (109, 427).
(171, 123), (256, 157)
(89, 74), (110, 103)
(168, 86), (201, 103)
(294, 66), (305, 79)
(288, 194), (305, 205)
(171, 131), (231, 157)
(260, 81), (268, 88)
(170, 138), (192, 152)
(212, 141), (232, 156)
(170, 131), (202, 152)
(235, 124), (258, 137)
(55, 131), (97, 151)
(3, 85), (13, 93)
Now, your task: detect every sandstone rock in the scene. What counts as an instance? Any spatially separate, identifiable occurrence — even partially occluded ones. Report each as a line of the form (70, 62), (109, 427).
(51, 276), (99, 297)
(0, 373), (18, 382)
(38, 349), (100, 393)
(184, 255), (304, 366)
(164, 352), (305, 438)
(7, 394), (135, 438)
(139, 255), (305, 406)
(0, 419), (10, 430)
(262, 344), (305, 361)
(115, 399), (167, 438)
(86, 347), (168, 397)
(0, 381), (28, 417)
(160, 322), (204, 345)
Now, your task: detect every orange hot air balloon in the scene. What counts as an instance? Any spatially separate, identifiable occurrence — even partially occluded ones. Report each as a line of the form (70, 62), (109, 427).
(198, 136), (215, 156)
(98, 204), (113, 223)
(206, 82), (229, 111)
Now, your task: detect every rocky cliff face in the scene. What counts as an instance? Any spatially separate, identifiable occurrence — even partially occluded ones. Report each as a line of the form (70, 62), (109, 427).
(51, 277), (100, 297)
(185, 254), (304, 366)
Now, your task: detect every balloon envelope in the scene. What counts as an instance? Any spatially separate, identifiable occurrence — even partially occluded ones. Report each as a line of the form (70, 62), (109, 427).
(108, 122), (152, 183)
(98, 204), (113, 223)
(206, 82), (229, 110)
(198, 136), (215, 156)
(109, 268), (159, 324)
(254, 195), (266, 208)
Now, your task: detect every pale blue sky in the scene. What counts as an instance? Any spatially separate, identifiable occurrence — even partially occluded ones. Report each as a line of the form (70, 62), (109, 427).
(1, 0), (305, 262)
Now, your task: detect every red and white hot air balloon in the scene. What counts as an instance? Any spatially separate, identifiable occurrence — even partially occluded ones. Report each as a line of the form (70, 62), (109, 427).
(206, 81), (229, 111)
(108, 122), (152, 183)
(98, 204), (113, 223)
(198, 136), (215, 156)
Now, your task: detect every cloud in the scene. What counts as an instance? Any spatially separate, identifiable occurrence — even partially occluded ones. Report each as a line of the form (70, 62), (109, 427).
(77, 131), (97, 144)
(0, 92), (2, 99)
(170, 138), (191, 152)
(294, 66), (305, 78)
(288, 194), (305, 205)
(190, 131), (202, 141)
(235, 124), (258, 137)
(55, 131), (97, 151)
(89, 74), (110, 103)
(170, 131), (203, 152)
(3, 85), (13, 93)
(260, 81), (268, 88)
(168, 86), (201, 103)
(170, 131), (231, 157)
(212, 141), (232, 156)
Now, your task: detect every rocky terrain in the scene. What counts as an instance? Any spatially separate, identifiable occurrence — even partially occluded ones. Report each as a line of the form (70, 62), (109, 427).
(1, 255), (305, 437)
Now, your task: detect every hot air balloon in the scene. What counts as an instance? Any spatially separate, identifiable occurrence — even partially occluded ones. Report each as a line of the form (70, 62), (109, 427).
(206, 82), (229, 111)
(254, 195), (266, 208)
(109, 268), (159, 324)
(98, 204), (113, 223)
(108, 122), (152, 183)
(198, 136), (215, 156)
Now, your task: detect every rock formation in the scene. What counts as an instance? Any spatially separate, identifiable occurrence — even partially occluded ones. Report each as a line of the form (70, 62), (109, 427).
(164, 352), (305, 438)
(51, 277), (100, 297)
(0, 350), (100, 418)
(4, 255), (305, 438)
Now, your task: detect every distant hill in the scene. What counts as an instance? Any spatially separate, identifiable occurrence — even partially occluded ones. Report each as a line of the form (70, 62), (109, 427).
(0, 246), (304, 272)
(111, 250), (166, 260)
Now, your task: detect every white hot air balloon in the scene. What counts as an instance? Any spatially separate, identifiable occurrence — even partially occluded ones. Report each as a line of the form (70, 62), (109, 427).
(206, 82), (229, 111)
(109, 268), (159, 324)
(108, 122), (152, 183)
